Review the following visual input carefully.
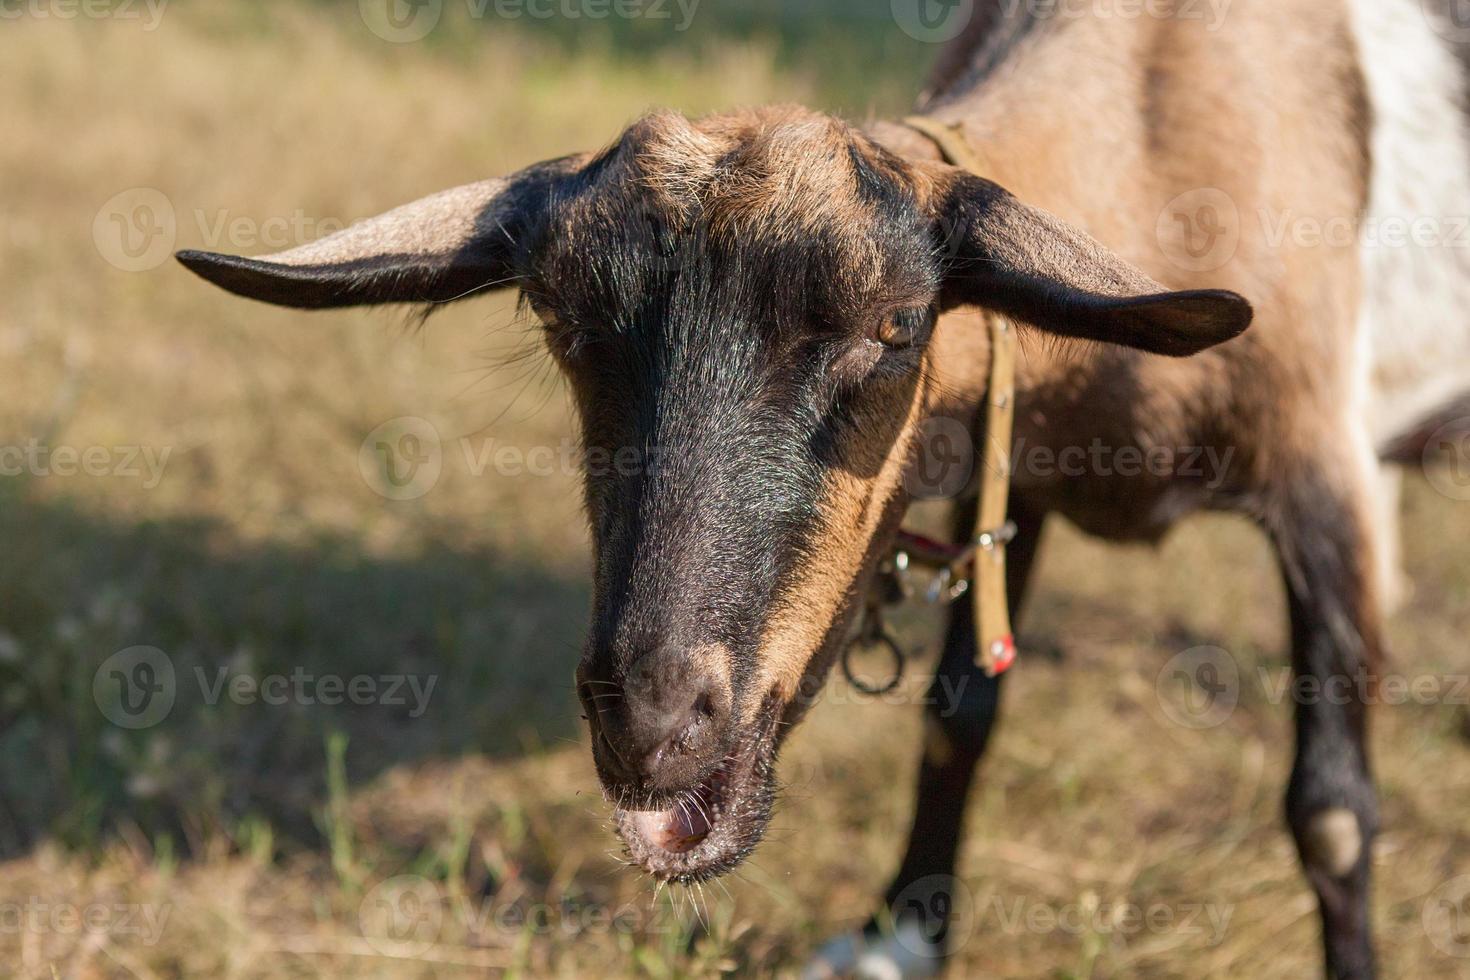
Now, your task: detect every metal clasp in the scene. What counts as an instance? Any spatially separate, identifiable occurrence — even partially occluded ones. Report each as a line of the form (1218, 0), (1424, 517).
(924, 566), (970, 604)
(974, 520), (1018, 552)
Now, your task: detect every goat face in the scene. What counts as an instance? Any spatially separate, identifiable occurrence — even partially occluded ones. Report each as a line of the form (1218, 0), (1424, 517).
(179, 105), (1251, 882)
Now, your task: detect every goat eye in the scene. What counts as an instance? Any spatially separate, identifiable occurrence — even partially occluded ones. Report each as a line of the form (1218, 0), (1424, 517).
(875, 308), (931, 349)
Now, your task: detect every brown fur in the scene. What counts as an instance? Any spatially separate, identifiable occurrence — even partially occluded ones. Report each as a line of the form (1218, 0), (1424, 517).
(865, 4), (1374, 557)
(750, 363), (929, 711)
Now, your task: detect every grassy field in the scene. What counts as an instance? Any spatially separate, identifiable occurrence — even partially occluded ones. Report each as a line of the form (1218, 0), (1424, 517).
(2, 3), (1468, 977)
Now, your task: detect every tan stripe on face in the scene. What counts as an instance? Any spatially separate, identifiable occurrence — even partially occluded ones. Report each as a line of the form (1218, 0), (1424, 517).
(745, 369), (930, 713)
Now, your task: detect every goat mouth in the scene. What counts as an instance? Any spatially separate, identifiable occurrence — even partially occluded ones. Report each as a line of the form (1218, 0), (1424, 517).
(612, 709), (779, 883)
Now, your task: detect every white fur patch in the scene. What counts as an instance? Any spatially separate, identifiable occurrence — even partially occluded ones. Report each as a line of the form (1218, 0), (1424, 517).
(1370, 462), (1409, 613)
(802, 922), (941, 980)
(1350, 0), (1470, 448)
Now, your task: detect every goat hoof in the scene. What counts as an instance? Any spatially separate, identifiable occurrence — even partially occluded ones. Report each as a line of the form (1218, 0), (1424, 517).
(802, 920), (943, 980)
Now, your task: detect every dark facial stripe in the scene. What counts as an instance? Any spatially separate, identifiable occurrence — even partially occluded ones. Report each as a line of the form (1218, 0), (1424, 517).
(539, 107), (945, 722)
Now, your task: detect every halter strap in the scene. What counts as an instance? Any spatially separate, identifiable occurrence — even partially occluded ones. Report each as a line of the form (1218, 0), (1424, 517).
(901, 115), (1017, 676)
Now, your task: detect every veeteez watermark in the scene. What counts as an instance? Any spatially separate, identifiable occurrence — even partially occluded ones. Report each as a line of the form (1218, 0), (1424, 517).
(0, 0), (167, 29)
(92, 646), (438, 729)
(359, 0), (699, 44)
(998, 0), (1232, 26)
(1156, 645), (1470, 731)
(891, 0), (1232, 44)
(463, 0), (698, 26)
(0, 440), (171, 489)
(1157, 187), (1470, 273)
(355, 875), (685, 958)
(357, 415), (1239, 503)
(0, 898), (172, 946)
(462, 431), (1239, 487)
(1424, 415), (1470, 501)
(790, 671), (973, 716)
(1256, 666), (1470, 708)
(1007, 437), (1235, 484)
(883, 875), (1232, 958)
(458, 436), (643, 480)
(196, 666), (437, 717)
(983, 894), (1234, 944)
(1260, 209), (1470, 251)
(905, 420), (1237, 501)
(94, 187), (358, 274)
(1424, 875), (1470, 958)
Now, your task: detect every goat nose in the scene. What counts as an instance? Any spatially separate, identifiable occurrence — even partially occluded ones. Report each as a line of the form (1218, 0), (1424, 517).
(581, 648), (727, 790)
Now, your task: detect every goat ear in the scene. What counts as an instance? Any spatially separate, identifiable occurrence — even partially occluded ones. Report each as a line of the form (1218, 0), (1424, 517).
(937, 175), (1252, 356)
(176, 159), (577, 309)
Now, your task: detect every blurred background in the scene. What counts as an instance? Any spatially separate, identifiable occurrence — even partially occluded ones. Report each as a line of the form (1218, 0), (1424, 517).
(2, 1), (1468, 976)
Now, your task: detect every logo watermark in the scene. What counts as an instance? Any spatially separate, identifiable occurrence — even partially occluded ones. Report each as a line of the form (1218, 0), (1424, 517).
(1424, 416), (1470, 502)
(350, 417), (1238, 502)
(1156, 646), (1240, 730)
(359, 0), (699, 44)
(93, 646), (176, 730)
(94, 188), (176, 273)
(95, 190), (358, 273)
(359, 876), (444, 957)
(888, 874), (975, 958)
(360, 416), (443, 501)
(0, 0), (167, 29)
(1257, 666), (1470, 709)
(0, 898), (171, 946)
(891, 0), (975, 43)
(196, 665), (436, 717)
(1259, 210), (1470, 252)
(792, 671), (974, 717)
(904, 416), (976, 500)
(1156, 646), (1470, 730)
(1156, 187), (1241, 272)
(1424, 0), (1470, 45)
(1001, 0), (1232, 29)
(94, 648), (438, 729)
(983, 892), (1233, 944)
(1010, 436), (1234, 487)
(1425, 875), (1470, 958)
(357, 875), (687, 957)
(0, 439), (171, 488)
(884, 875), (1233, 957)
(894, 0), (1233, 44)
(1156, 186), (1470, 273)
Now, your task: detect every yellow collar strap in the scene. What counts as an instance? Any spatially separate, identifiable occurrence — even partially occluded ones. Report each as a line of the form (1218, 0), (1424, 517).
(903, 115), (1018, 677)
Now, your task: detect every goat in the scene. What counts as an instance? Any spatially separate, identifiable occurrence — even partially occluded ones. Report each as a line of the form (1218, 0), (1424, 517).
(176, 3), (1470, 976)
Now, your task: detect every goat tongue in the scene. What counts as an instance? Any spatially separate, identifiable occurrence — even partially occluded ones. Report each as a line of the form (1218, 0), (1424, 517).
(629, 764), (727, 853)
(630, 802), (710, 853)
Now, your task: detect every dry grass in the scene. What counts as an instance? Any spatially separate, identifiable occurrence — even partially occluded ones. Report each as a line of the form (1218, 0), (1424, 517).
(1, 3), (1468, 977)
